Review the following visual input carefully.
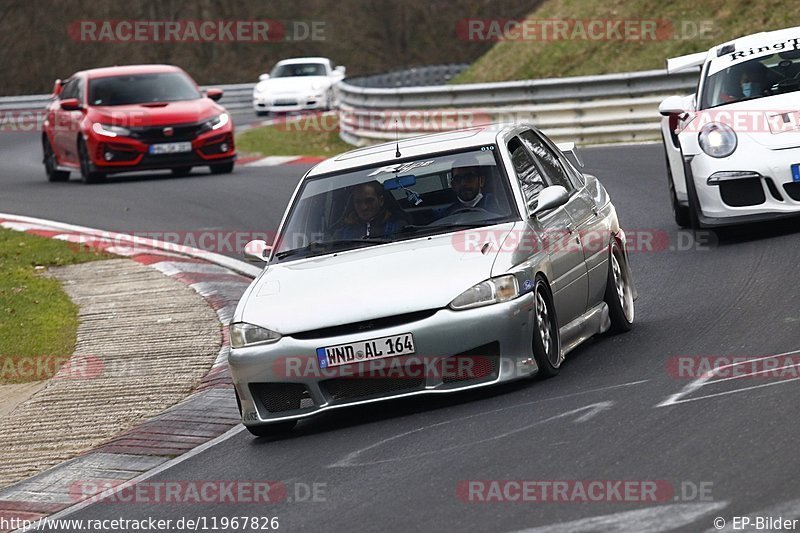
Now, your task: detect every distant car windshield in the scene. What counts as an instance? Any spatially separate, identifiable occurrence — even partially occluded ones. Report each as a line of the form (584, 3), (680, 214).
(271, 63), (327, 78)
(273, 147), (520, 261)
(88, 72), (201, 106)
(701, 51), (800, 108)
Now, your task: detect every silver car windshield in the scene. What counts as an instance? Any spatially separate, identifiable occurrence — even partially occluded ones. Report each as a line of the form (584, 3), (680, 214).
(273, 147), (520, 261)
(701, 51), (800, 109)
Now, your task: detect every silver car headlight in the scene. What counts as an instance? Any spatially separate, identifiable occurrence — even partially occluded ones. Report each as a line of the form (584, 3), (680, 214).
(92, 123), (131, 137)
(698, 122), (737, 158)
(230, 322), (281, 348)
(449, 275), (519, 310)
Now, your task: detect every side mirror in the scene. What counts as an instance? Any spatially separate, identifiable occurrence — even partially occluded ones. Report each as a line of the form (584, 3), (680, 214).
(52, 79), (63, 97)
(59, 98), (81, 111)
(532, 185), (569, 216)
(258, 73), (270, 82)
(333, 66), (346, 78)
(555, 141), (584, 168)
(206, 88), (223, 101)
(244, 239), (272, 263)
(659, 95), (691, 116)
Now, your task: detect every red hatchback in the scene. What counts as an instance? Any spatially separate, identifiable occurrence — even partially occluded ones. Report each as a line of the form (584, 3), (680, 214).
(42, 64), (236, 183)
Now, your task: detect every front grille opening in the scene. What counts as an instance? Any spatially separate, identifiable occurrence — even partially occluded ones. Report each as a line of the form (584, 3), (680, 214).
(764, 177), (784, 201)
(130, 122), (204, 143)
(441, 342), (501, 386)
(250, 383), (314, 414)
(320, 368), (425, 404)
(783, 182), (800, 201)
(290, 310), (437, 340)
(719, 178), (766, 207)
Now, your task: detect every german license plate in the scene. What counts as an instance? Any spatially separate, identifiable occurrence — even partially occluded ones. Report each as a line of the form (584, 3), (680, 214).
(316, 333), (415, 369)
(149, 142), (192, 155)
(792, 163), (800, 182)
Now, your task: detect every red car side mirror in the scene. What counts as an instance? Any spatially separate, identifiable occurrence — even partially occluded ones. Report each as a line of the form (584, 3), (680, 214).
(59, 98), (82, 111)
(52, 79), (63, 97)
(206, 88), (223, 101)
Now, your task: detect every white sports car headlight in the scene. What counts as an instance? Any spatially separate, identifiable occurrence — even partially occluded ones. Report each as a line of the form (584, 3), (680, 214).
(449, 275), (519, 310)
(230, 322), (281, 348)
(699, 122), (737, 158)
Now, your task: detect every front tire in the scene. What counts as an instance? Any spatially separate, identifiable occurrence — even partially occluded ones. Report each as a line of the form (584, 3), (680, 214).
(78, 138), (106, 184)
(532, 276), (562, 378)
(664, 146), (691, 228)
(604, 241), (635, 334)
(210, 161), (235, 174)
(43, 136), (69, 182)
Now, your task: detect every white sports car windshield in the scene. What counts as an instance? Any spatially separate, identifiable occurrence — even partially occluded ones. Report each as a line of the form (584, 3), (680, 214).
(701, 51), (800, 109)
(273, 147), (520, 261)
(270, 63), (327, 78)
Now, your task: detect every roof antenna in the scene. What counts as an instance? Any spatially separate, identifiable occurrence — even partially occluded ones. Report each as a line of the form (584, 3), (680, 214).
(395, 119), (402, 158)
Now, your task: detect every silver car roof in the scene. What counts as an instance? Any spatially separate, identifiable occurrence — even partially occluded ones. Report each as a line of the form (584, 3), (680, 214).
(307, 123), (519, 177)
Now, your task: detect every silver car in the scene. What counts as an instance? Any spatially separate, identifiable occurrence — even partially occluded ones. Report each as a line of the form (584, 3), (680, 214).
(230, 123), (636, 436)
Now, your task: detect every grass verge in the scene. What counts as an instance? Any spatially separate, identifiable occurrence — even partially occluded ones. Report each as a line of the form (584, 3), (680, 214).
(0, 227), (111, 384)
(453, 0), (798, 83)
(236, 114), (353, 158)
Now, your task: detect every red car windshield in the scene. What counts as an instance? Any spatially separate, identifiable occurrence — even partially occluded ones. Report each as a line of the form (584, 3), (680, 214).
(88, 72), (201, 106)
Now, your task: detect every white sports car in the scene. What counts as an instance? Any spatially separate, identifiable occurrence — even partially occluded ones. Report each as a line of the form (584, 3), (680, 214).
(660, 26), (800, 228)
(252, 57), (345, 115)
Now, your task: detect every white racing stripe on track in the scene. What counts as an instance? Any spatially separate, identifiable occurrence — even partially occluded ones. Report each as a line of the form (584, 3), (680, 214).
(332, 379), (649, 468)
(512, 501), (727, 533)
(657, 349), (800, 407)
(15, 425), (247, 533)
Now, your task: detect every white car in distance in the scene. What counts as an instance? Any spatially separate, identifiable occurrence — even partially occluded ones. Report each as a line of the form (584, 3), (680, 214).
(252, 57), (345, 116)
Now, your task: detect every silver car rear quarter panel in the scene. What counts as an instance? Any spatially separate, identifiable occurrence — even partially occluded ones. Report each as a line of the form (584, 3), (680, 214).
(229, 291), (537, 423)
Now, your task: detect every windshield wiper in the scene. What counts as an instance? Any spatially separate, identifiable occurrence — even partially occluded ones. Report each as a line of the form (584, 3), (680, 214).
(275, 238), (391, 260)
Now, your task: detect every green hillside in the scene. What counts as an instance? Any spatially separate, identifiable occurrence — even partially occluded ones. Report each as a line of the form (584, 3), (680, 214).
(454, 0), (800, 83)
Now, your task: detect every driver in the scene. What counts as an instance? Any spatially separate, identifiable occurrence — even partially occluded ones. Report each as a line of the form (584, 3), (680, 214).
(445, 165), (494, 215)
(721, 62), (768, 102)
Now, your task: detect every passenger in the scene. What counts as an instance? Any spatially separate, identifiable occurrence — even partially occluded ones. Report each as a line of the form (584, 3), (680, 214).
(335, 181), (407, 239)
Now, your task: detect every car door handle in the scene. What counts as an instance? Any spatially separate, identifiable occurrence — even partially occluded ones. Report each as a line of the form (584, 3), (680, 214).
(565, 223), (574, 234)
(591, 204), (599, 216)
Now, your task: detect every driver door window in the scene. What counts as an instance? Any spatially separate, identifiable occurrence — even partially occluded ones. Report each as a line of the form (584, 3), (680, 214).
(519, 130), (575, 193)
(507, 136), (544, 211)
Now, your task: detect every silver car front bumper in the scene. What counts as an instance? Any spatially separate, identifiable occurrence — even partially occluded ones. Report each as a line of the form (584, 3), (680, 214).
(230, 292), (538, 425)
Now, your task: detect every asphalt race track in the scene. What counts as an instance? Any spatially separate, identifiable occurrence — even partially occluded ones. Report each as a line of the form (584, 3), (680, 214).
(2, 118), (800, 531)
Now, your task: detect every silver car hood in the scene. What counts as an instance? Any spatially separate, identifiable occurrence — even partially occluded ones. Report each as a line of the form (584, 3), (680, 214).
(238, 222), (519, 334)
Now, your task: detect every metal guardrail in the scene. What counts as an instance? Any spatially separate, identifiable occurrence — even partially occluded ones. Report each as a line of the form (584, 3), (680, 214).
(346, 64), (469, 88)
(0, 83), (257, 114)
(337, 68), (700, 145)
